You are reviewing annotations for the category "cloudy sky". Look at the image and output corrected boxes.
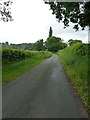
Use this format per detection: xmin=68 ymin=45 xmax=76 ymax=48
xmin=0 ymin=0 xmax=88 ymax=44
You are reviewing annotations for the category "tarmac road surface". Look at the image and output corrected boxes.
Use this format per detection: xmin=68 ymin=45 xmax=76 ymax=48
xmin=2 ymin=54 xmax=88 ymax=118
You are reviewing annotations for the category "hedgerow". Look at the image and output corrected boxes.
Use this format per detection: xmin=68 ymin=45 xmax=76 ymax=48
xmin=57 ymin=43 xmax=89 ymax=110
xmin=2 ymin=48 xmax=52 ymax=63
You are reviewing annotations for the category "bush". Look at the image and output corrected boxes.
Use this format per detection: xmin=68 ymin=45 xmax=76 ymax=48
xmin=2 ymin=48 xmax=52 ymax=64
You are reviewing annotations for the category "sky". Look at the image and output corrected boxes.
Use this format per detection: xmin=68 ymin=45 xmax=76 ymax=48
xmin=0 ymin=0 xmax=89 ymax=44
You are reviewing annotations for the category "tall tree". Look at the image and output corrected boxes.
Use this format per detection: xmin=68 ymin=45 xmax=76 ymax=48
xmin=34 ymin=39 xmax=45 ymax=51
xmin=45 ymin=36 xmax=67 ymax=52
xmin=44 ymin=1 xmax=90 ymax=31
xmin=49 ymin=26 xmax=53 ymax=37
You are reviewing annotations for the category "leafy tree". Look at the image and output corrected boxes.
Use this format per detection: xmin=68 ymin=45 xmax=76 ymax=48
xmin=47 ymin=42 xmax=67 ymax=52
xmin=45 ymin=36 xmax=67 ymax=52
xmin=34 ymin=39 xmax=45 ymax=51
xmin=49 ymin=26 xmax=53 ymax=37
xmin=68 ymin=39 xmax=82 ymax=46
xmin=46 ymin=36 xmax=62 ymax=47
xmin=44 ymin=1 xmax=90 ymax=30
xmin=0 ymin=0 xmax=13 ymax=22
xmin=5 ymin=41 xmax=9 ymax=45
xmin=2 ymin=41 xmax=9 ymax=48
xmin=48 ymin=43 xmax=61 ymax=52
xmin=61 ymin=43 xmax=68 ymax=49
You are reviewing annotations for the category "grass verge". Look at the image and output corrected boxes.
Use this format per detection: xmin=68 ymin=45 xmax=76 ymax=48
xmin=57 ymin=43 xmax=89 ymax=111
xmin=2 ymin=51 xmax=52 ymax=85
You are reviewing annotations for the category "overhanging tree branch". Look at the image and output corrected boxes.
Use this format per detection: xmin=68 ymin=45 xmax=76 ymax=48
xmin=44 ymin=1 xmax=90 ymax=30
xmin=0 ymin=0 xmax=13 ymax=22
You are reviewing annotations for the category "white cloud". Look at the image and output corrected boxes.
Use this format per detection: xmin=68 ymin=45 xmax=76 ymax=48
xmin=0 ymin=0 xmax=88 ymax=44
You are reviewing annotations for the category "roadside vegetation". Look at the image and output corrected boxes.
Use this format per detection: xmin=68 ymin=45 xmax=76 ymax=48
xmin=1 ymin=27 xmax=67 ymax=53
xmin=2 ymin=48 xmax=52 ymax=84
xmin=57 ymin=43 xmax=89 ymax=110
xmin=1 ymin=0 xmax=89 ymax=113
xmin=1 ymin=25 xmax=89 ymax=111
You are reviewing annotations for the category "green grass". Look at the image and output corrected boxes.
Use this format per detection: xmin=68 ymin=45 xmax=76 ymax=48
xmin=2 ymin=51 xmax=52 ymax=84
xmin=57 ymin=43 xmax=89 ymax=110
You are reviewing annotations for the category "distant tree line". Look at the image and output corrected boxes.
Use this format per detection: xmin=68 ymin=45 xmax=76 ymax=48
xmin=1 ymin=38 xmax=82 ymax=52
xmin=0 ymin=26 xmax=83 ymax=52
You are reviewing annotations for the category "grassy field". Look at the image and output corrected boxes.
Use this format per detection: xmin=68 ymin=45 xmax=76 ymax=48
xmin=2 ymin=48 xmax=52 ymax=84
xmin=57 ymin=43 xmax=89 ymax=110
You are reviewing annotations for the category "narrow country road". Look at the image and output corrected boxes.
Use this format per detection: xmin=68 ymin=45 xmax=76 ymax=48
xmin=2 ymin=54 xmax=88 ymax=118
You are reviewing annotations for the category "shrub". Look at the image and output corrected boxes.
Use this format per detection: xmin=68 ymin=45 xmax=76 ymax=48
xmin=2 ymin=48 xmax=52 ymax=64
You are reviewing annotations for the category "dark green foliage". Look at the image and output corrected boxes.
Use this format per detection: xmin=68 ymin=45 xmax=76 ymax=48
xmin=73 ymin=43 xmax=89 ymax=56
xmin=1 ymin=42 xmax=9 ymax=48
xmin=44 ymin=2 xmax=90 ymax=30
xmin=68 ymin=39 xmax=82 ymax=46
xmin=2 ymin=41 xmax=45 ymax=51
xmin=45 ymin=36 xmax=67 ymax=52
xmin=5 ymin=41 xmax=9 ymax=45
xmin=47 ymin=43 xmax=67 ymax=52
xmin=48 ymin=43 xmax=61 ymax=52
xmin=34 ymin=39 xmax=45 ymax=51
xmin=2 ymin=47 xmax=52 ymax=64
xmin=46 ymin=36 xmax=61 ymax=46
xmin=2 ymin=48 xmax=33 ymax=63
xmin=49 ymin=26 xmax=53 ymax=37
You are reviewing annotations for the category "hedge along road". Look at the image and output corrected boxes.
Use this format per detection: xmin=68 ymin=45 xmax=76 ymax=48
xmin=2 ymin=54 xmax=88 ymax=118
